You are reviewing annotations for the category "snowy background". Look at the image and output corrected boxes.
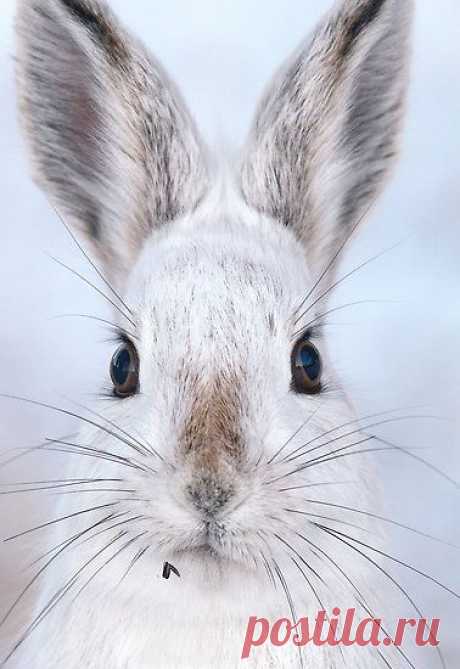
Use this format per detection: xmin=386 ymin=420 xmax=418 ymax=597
xmin=0 ymin=0 xmax=459 ymax=665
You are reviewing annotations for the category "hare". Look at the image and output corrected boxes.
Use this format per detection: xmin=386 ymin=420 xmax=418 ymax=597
xmin=5 ymin=0 xmax=417 ymax=667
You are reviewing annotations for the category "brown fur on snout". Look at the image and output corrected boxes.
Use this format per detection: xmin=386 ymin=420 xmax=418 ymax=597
xmin=179 ymin=372 xmax=245 ymax=473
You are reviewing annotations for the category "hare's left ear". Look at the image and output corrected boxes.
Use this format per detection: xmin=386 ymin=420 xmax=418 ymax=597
xmin=16 ymin=0 xmax=208 ymax=285
xmin=241 ymin=0 xmax=413 ymax=274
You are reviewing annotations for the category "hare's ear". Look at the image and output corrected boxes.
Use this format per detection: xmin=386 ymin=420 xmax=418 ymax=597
xmin=16 ymin=0 xmax=208 ymax=283
xmin=241 ymin=0 xmax=413 ymax=274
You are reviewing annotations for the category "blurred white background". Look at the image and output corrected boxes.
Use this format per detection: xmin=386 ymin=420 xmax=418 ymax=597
xmin=0 ymin=0 xmax=459 ymax=665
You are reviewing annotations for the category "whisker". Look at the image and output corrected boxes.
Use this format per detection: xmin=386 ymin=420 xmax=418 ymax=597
xmin=272 ymin=558 xmax=304 ymax=669
xmin=316 ymin=524 xmax=447 ymax=669
xmin=273 ymin=533 xmax=324 ymax=584
xmin=284 ymin=509 xmax=374 ymax=535
xmin=315 ymin=524 xmax=460 ymax=600
xmin=373 ymin=435 xmax=460 ymax=490
xmin=267 ymin=402 xmax=323 ymax=465
xmin=0 ymin=479 xmax=125 ymax=495
xmin=49 ymin=255 xmax=136 ymax=329
xmin=52 ymin=205 xmax=134 ymax=318
xmin=117 ymin=545 xmax=151 ymax=587
xmin=296 ymin=499 xmax=460 ymax=549
xmin=266 ymin=437 xmax=379 ymax=485
xmin=4 ymin=502 xmax=117 ymax=543
xmin=279 ymin=482 xmax=355 ymax=492
xmin=0 ymin=394 xmax=155 ymax=464
xmin=295 ymin=239 xmax=403 ymax=326
xmin=258 ymin=547 xmax=277 ymax=590
xmin=0 ymin=477 xmax=121 ymax=488
xmin=53 ymin=314 xmax=137 ymax=341
xmin=53 ymin=488 xmax=136 ymax=496
xmin=2 ymin=533 xmax=127 ymax=665
xmin=293 ymin=299 xmax=393 ymax=339
xmin=68 ymin=397 xmax=167 ymax=465
xmin=0 ymin=434 xmax=76 ymax=471
xmin=43 ymin=439 xmax=151 ymax=474
xmin=28 ymin=512 xmax=132 ymax=567
xmin=293 ymin=200 xmax=377 ymax=320
xmin=280 ymin=405 xmax=425 ymax=463
xmin=71 ymin=531 xmax=148 ymax=604
xmin=293 ymin=530 xmax=417 ymax=669
xmin=284 ymin=414 xmax=440 ymax=465
xmin=0 ymin=511 xmax=116 ymax=628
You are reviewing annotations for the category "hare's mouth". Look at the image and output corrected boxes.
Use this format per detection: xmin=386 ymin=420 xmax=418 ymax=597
xmin=176 ymin=520 xmax=228 ymax=559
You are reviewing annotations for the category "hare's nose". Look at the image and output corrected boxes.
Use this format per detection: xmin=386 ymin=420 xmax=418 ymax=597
xmin=187 ymin=476 xmax=234 ymax=516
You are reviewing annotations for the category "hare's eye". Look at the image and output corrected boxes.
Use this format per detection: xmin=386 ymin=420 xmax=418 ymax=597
xmin=110 ymin=341 xmax=139 ymax=398
xmin=291 ymin=336 xmax=322 ymax=395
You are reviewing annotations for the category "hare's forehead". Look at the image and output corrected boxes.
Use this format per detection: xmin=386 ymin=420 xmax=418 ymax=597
xmin=129 ymin=233 xmax=308 ymax=326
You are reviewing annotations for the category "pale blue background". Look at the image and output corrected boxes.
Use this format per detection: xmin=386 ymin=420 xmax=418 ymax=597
xmin=1 ymin=0 xmax=459 ymax=664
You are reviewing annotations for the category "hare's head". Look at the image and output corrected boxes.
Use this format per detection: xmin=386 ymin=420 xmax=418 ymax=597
xmin=16 ymin=0 xmax=412 ymax=585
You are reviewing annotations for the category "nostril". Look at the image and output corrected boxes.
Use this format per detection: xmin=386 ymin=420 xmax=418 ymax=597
xmin=187 ymin=477 xmax=234 ymax=516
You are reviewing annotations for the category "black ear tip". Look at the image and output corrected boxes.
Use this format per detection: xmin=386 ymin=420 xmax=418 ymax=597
xmin=56 ymin=0 xmax=128 ymax=62
xmin=342 ymin=0 xmax=387 ymax=57
xmin=59 ymin=0 xmax=104 ymax=30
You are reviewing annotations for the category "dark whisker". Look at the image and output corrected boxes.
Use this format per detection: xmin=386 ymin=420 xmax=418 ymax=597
xmin=266 ymin=437 xmax=378 ymax=485
xmin=316 ymin=524 xmax=447 ymax=669
xmin=267 ymin=402 xmax=324 ymax=465
xmin=28 ymin=512 xmax=132 ymax=567
xmin=44 ymin=439 xmax=152 ymax=474
xmin=71 ymin=531 xmax=148 ymax=604
xmin=293 ymin=200 xmax=376 ymax=321
xmin=284 ymin=509 xmax=374 ymax=535
xmin=117 ymin=545 xmax=151 ymax=587
xmin=0 ymin=477 xmax=121 ymax=487
xmin=54 ymin=488 xmax=136 ymax=496
xmin=52 ymin=205 xmax=134 ymax=318
xmin=296 ymin=499 xmax=460 ymax=549
xmin=284 ymin=414 xmax=439 ymax=465
xmin=316 ymin=523 xmax=460 ymax=600
xmin=0 ymin=434 xmax=77 ymax=471
xmin=279 ymin=482 xmax=354 ymax=492
xmin=272 ymin=559 xmax=304 ymax=669
xmin=293 ymin=530 xmax=417 ymax=669
xmin=49 ymin=255 xmax=136 ymax=329
xmin=295 ymin=239 xmax=403 ymax=326
xmin=2 ymin=533 xmax=127 ymax=665
xmin=293 ymin=299 xmax=393 ymax=339
xmin=280 ymin=405 xmax=423 ymax=463
xmin=69 ymin=397 xmax=167 ymax=465
xmin=0 ymin=394 xmax=156 ymax=464
xmin=53 ymin=314 xmax=137 ymax=341
xmin=4 ymin=502 xmax=117 ymax=543
xmin=0 ymin=479 xmax=125 ymax=495
xmin=373 ymin=435 xmax=460 ymax=490
xmin=258 ymin=547 xmax=277 ymax=590
xmin=0 ymin=511 xmax=116 ymax=628
xmin=273 ymin=533 xmax=324 ymax=584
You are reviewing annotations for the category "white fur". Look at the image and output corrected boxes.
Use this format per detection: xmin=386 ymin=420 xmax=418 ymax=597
xmin=8 ymin=0 xmax=416 ymax=667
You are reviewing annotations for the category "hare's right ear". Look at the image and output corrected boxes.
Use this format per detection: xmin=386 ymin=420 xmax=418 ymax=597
xmin=16 ymin=0 xmax=208 ymax=284
xmin=241 ymin=0 xmax=413 ymax=277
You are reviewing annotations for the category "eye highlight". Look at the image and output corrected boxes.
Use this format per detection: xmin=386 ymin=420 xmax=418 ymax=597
xmin=110 ymin=340 xmax=139 ymax=398
xmin=291 ymin=335 xmax=322 ymax=395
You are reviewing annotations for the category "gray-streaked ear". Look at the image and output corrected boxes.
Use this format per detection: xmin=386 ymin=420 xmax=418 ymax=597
xmin=16 ymin=0 xmax=208 ymax=283
xmin=240 ymin=0 xmax=413 ymax=274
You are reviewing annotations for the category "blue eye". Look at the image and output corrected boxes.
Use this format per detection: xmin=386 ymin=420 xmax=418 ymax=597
xmin=291 ymin=337 xmax=322 ymax=394
xmin=110 ymin=342 xmax=139 ymax=397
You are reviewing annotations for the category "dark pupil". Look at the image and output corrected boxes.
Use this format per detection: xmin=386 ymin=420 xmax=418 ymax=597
xmin=112 ymin=348 xmax=132 ymax=386
xmin=299 ymin=345 xmax=320 ymax=380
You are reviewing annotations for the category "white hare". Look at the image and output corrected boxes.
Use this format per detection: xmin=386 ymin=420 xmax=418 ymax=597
xmin=5 ymin=0 xmax=419 ymax=667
